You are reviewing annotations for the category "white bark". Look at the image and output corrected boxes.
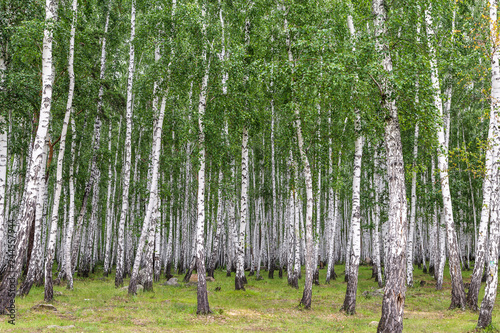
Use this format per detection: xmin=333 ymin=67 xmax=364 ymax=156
xmin=342 ymin=13 xmax=364 ymax=314
xmin=342 ymin=109 xmax=364 ymax=314
xmin=235 ymin=127 xmax=249 ymax=289
xmin=116 ymin=0 xmax=136 ymax=287
xmin=0 ymin=111 xmax=6 ymax=262
xmin=373 ymin=0 xmax=409 ymax=330
xmin=45 ymin=23 xmax=75 ymax=293
xmin=195 ymin=5 xmax=210 ymax=312
xmin=128 ymin=57 xmax=166 ymax=294
xmin=477 ymin=1 xmax=500 ymax=325
xmin=468 ymin=3 xmax=499 ymax=311
xmin=294 ymin=108 xmax=314 ymax=308
xmin=425 ymin=7 xmax=465 ymax=309
xmin=0 ymin=0 xmax=56 ymax=310
xmin=406 ymin=122 xmax=419 ymax=286
xmin=325 ymin=119 xmax=336 ymax=283
xmin=373 ymin=148 xmax=383 ymax=287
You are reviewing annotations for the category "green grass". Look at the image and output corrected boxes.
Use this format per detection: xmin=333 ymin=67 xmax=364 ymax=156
xmin=1 ymin=264 xmax=498 ymax=332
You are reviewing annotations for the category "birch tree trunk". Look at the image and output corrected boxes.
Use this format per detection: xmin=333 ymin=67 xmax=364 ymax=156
xmin=208 ymin=0 xmax=226 ymax=279
xmin=373 ymin=148 xmax=384 ymax=287
xmin=425 ymin=7 xmax=466 ymax=310
xmin=18 ymin=135 xmax=48 ymax=296
xmin=195 ymin=4 xmax=210 ymax=313
xmin=325 ymin=122 xmax=337 ymax=283
xmin=235 ymin=127 xmax=249 ymax=290
xmin=269 ymin=103 xmax=277 ymax=279
xmin=342 ymin=13 xmax=364 ymax=315
xmin=0 ymin=0 xmax=56 ymax=312
xmin=128 ymin=37 xmax=167 ymax=294
xmin=477 ymin=1 xmax=500 ymax=325
xmin=115 ymin=0 xmax=136 ymax=288
xmin=406 ymin=122 xmax=419 ymax=286
xmin=295 ymin=110 xmax=314 ymax=309
xmin=0 ymin=54 xmax=4 ymax=252
xmin=103 ymin=120 xmax=115 ymax=276
xmin=0 ymin=118 xmax=6 ymax=270
xmin=373 ymin=0 xmax=409 ymax=331
xmin=467 ymin=4 xmax=499 ymax=312
xmin=44 ymin=0 xmax=77 ymax=301
xmin=208 ymin=170 xmax=224 ymax=278
xmin=64 ymin=118 xmax=78 ymax=289
xmin=287 ymin=153 xmax=296 ymax=286
xmin=341 ymin=109 xmax=363 ymax=314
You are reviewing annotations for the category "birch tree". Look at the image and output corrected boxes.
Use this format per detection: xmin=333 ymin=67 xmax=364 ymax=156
xmin=425 ymin=6 xmax=466 ymax=310
xmin=373 ymin=0 xmax=409 ymax=331
xmin=115 ymin=0 xmax=136 ymax=288
xmin=194 ymin=1 xmax=211 ymax=314
xmin=0 ymin=0 xmax=56 ymax=311
xmin=477 ymin=0 xmax=500 ymax=327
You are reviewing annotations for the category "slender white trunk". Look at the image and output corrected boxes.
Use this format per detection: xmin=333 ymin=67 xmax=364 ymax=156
xmin=63 ymin=118 xmax=78 ymax=289
xmin=195 ymin=6 xmax=210 ymax=312
xmin=115 ymin=0 xmax=136 ymax=287
xmin=425 ymin=7 xmax=465 ymax=309
xmin=406 ymin=122 xmax=419 ymax=286
xmin=0 ymin=110 xmax=6 ymax=263
xmin=325 ymin=124 xmax=336 ymax=283
xmin=342 ymin=109 xmax=364 ymax=314
xmin=373 ymin=148 xmax=384 ymax=287
xmin=287 ymin=154 xmax=296 ymax=286
xmin=468 ymin=5 xmax=499 ymax=312
xmin=103 ymin=121 xmax=114 ymax=276
xmin=45 ymin=37 xmax=75 ymax=294
xmin=477 ymin=1 xmax=500 ymax=325
xmin=208 ymin=170 xmax=224 ymax=277
xmin=128 ymin=63 xmax=166 ymax=294
xmin=269 ymin=102 xmax=277 ymax=278
xmin=294 ymin=109 xmax=314 ymax=309
xmin=235 ymin=127 xmax=249 ymax=290
xmin=293 ymin=158 xmax=301 ymax=287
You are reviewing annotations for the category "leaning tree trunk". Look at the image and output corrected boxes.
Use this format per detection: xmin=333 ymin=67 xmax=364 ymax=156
xmin=477 ymin=2 xmax=500 ymax=326
xmin=425 ymin=7 xmax=466 ymax=310
xmin=0 ymin=0 xmax=56 ymax=312
xmin=373 ymin=0 xmax=409 ymax=332
xmin=208 ymin=0 xmax=226 ymax=279
xmin=467 ymin=4 xmax=499 ymax=312
xmin=128 ymin=39 xmax=166 ymax=295
xmin=477 ymin=166 xmax=500 ymax=328
xmin=115 ymin=0 xmax=136 ymax=288
xmin=18 ymin=136 xmax=48 ymax=296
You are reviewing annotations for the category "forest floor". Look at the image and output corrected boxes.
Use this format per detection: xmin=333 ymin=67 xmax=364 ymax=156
xmin=1 ymin=263 xmax=498 ymax=332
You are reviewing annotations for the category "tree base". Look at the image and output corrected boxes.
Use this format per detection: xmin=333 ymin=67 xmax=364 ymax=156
xmin=313 ymin=269 xmax=320 ymax=286
xmin=235 ymin=276 xmax=246 ymax=290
